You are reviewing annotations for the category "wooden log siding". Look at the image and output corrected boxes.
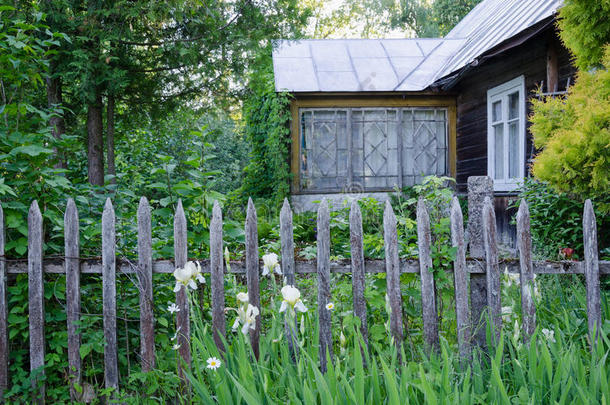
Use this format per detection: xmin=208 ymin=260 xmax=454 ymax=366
xmin=0 ymin=176 xmax=608 ymax=393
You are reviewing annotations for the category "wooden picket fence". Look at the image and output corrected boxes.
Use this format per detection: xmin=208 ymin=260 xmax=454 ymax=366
xmin=0 ymin=176 xmax=607 ymax=402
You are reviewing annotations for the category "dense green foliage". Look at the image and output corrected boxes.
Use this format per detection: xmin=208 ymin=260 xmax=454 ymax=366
xmin=529 ymin=46 xmax=610 ymax=212
xmin=515 ymin=179 xmax=610 ymax=260
xmin=557 ymin=0 xmax=610 ymax=71
xmin=239 ymin=86 xmax=292 ymax=210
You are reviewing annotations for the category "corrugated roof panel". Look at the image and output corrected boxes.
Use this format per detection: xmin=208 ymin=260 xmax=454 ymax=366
xmin=272 ymin=0 xmax=563 ymax=92
xmin=435 ymin=0 xmax=562 ymax=80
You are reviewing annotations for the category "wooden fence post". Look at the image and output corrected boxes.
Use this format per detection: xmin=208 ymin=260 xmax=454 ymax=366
xmin=417 ymin=197 xmax=439 ymax=351
xmin=583 ymin=199 xmax=601 ymax=344
xmin=317 ymin=199 xmax=332 ymax=373
xmin=383 ymin=201 xmax=403 ymax=349
xmin=280 ymin=199 xmax=295 ymax=286
xmin=245 ymin=198 xmax=261 ymax=359
xmin=65 ymin=199 xmax=81 ymax=400
xmin=210 ymin=201 xmax=226 ymax=351
xmin=137 ymin=197 xmax=155 ymax=371
xmin=0 ymin=204 xmax=7 ymax=397
xmin=28 ymin=201 xmax=45 ymax=403
xmin=174 ymin=200 xmax=191 ymax=378
xmin=102 ymin=199 xmax=118 ymax=394
xmin=483 ymin=196 xmax=501 ymax=343
xmin=450 ymin=197 xmax=470 ymax=360
xmin=280 ymin=199 xmax=298 ymax=357
xmin=516 ymin=200 xmax=536 ymax=341
xmin=349 ymin=200 xmax=368 ymax=345
xmin=467 ymin=176 xmax=493 ymax=348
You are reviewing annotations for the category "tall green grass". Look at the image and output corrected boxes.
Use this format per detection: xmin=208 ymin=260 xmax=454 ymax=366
xmin=182 ymin=288 xmax=610 ymax=404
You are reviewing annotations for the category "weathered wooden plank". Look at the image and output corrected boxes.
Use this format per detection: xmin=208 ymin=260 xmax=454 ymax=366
xmin=28 ymin=201 xmax=45 ymax=403
xmin=102 ymin=198 xmax=119 ymax=394
xmin=174 ymin=200 xmax=191 ymax=375
xmin=65 ymin=199 xmax=81 ymax=401
xmin=0 ymin=204 xmax=7 ymax=396
xmin=417 ymin=197 xmax=439 ymax=351
xmin=5 ymin=257 xmax=610 ymax=276
xmin=317 ymin=199 xmax=333 ymax=373
xmin=280 ymin=199 xmax=295 ymax=286
xmin=467 ymin=176 xmax=493 ymax=349
xmin=349 ymin=199 xmax=368 ymax=345
xmin=516 ymin=200 xmax=536 ymax=341
xmin=245 ymin=198 xmax=261 ymax=359
xmin=137 ymin=197 xmax=155 ymax=371
xmin=210 ymin=201 xmax=226 ymax=351
xmin=383 ymin=201 xmax=403 ymax=347
xmin=450 ymin=197 xmax=470 ymax=360
xmin=583 ymin=199 xmax=601 ymax=344
xmin=280 ymin=198 xmax=298 ymax=357
xmin=483 ymin=196 xmax=501 ymax=343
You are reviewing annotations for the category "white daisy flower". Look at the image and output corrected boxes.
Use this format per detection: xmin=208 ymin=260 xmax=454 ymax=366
xmin=207 ymin=357 xmax=221 ymax=370
xmin=167 ymin=303 xmax=180 ymax=314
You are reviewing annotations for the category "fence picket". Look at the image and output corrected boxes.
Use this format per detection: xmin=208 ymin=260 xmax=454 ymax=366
xmin=65 ymin=199 xmax=81 ymax=400
xmin=280 ymin=199 xmax=295 ymax=286
xmin=384 ymin=201 xmax=403 ymax=348
xmin=174 ymin=199 xmax=191 ymax=378
xmin=349 ymin=200 xmax=368 ymax=345
xmin=417 ymin=197 xmax=439 ymax=351
xmin=583 ymin=199 xmax=601 ymax=344
xmin=102 ymin=199 xmax=119 ymax=393
xmin=317 ymin=199 xmax=333 ymax=373
xmin=483 ymin=196 xmax=501 ymax=342
xmin=28 ymin=201 xmax=45 ymax=403
xmin=450 ymin=197 xmax=470 ymax=360
xmin=467 ymin=176 xmax=493 ymax=349
xmin=0 ymin=204 xmax=7 ymax=396
xmin=210 ymin=201 xmax=226 ymax=351
xmin=280 ymin=199 xmax=298 ymax=357
xmin=137 ymin=197 xmax=155 ymax=371
xmin=516 ymin=200 xmax=536 ymax=341
xmin=245 ymin=198 xmax=261 ymax=359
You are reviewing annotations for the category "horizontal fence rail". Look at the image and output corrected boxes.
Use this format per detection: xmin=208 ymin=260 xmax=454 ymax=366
xmin=4 ymin=258 xmax=610 ymax=275
xmin=0 ymin=176 xmax=605 ymax=402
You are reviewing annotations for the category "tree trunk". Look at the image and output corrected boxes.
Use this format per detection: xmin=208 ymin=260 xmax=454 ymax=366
xmin=106 ymin=94 xmax=116 ymax=184
xmin=87 ymin=92 xmax=104 ymax=186
xmin=47 ymin=65 xmax=66 ymax=169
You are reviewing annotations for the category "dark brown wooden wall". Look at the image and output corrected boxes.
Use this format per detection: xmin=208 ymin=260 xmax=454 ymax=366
xmin=453 ymin=26 xmax=575 ymax=193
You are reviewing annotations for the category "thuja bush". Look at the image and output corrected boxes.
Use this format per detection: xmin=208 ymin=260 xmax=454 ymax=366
xmin=529 ymin=45 xmax=610 ymax=212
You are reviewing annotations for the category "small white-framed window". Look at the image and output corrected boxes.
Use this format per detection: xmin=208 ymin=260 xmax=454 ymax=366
xmin=487 ymin=76 xmax=526 ymax=192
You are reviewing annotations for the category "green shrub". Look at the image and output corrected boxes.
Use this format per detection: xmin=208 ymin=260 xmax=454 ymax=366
xmin=515 ymin=179 xmax=610 ymax=260
xmin=529 ymin=46 xmax=610 ymax=212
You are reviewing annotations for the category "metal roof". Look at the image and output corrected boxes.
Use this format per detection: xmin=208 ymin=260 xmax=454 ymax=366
xmin=273 ymin=0 xmax=563 ymax=93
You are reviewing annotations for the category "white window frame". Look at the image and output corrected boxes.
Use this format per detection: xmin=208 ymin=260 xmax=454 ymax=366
xmin=487 ymin=75 xmax=526 ymax=192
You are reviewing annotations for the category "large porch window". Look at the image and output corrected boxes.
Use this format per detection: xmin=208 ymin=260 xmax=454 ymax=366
xmin=299 ymin=107 xmax=448 ymax=192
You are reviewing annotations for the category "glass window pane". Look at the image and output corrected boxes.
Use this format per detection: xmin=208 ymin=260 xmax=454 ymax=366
xmin=494 ymin=124 xmax=504 ymax=180
xmin=508 ymin=92 xmax=519 ymax=120
xmin=508 ymin=122 xmax=519 ymax=178
xmin=492 ymin=101 xmax=502 ymax=122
